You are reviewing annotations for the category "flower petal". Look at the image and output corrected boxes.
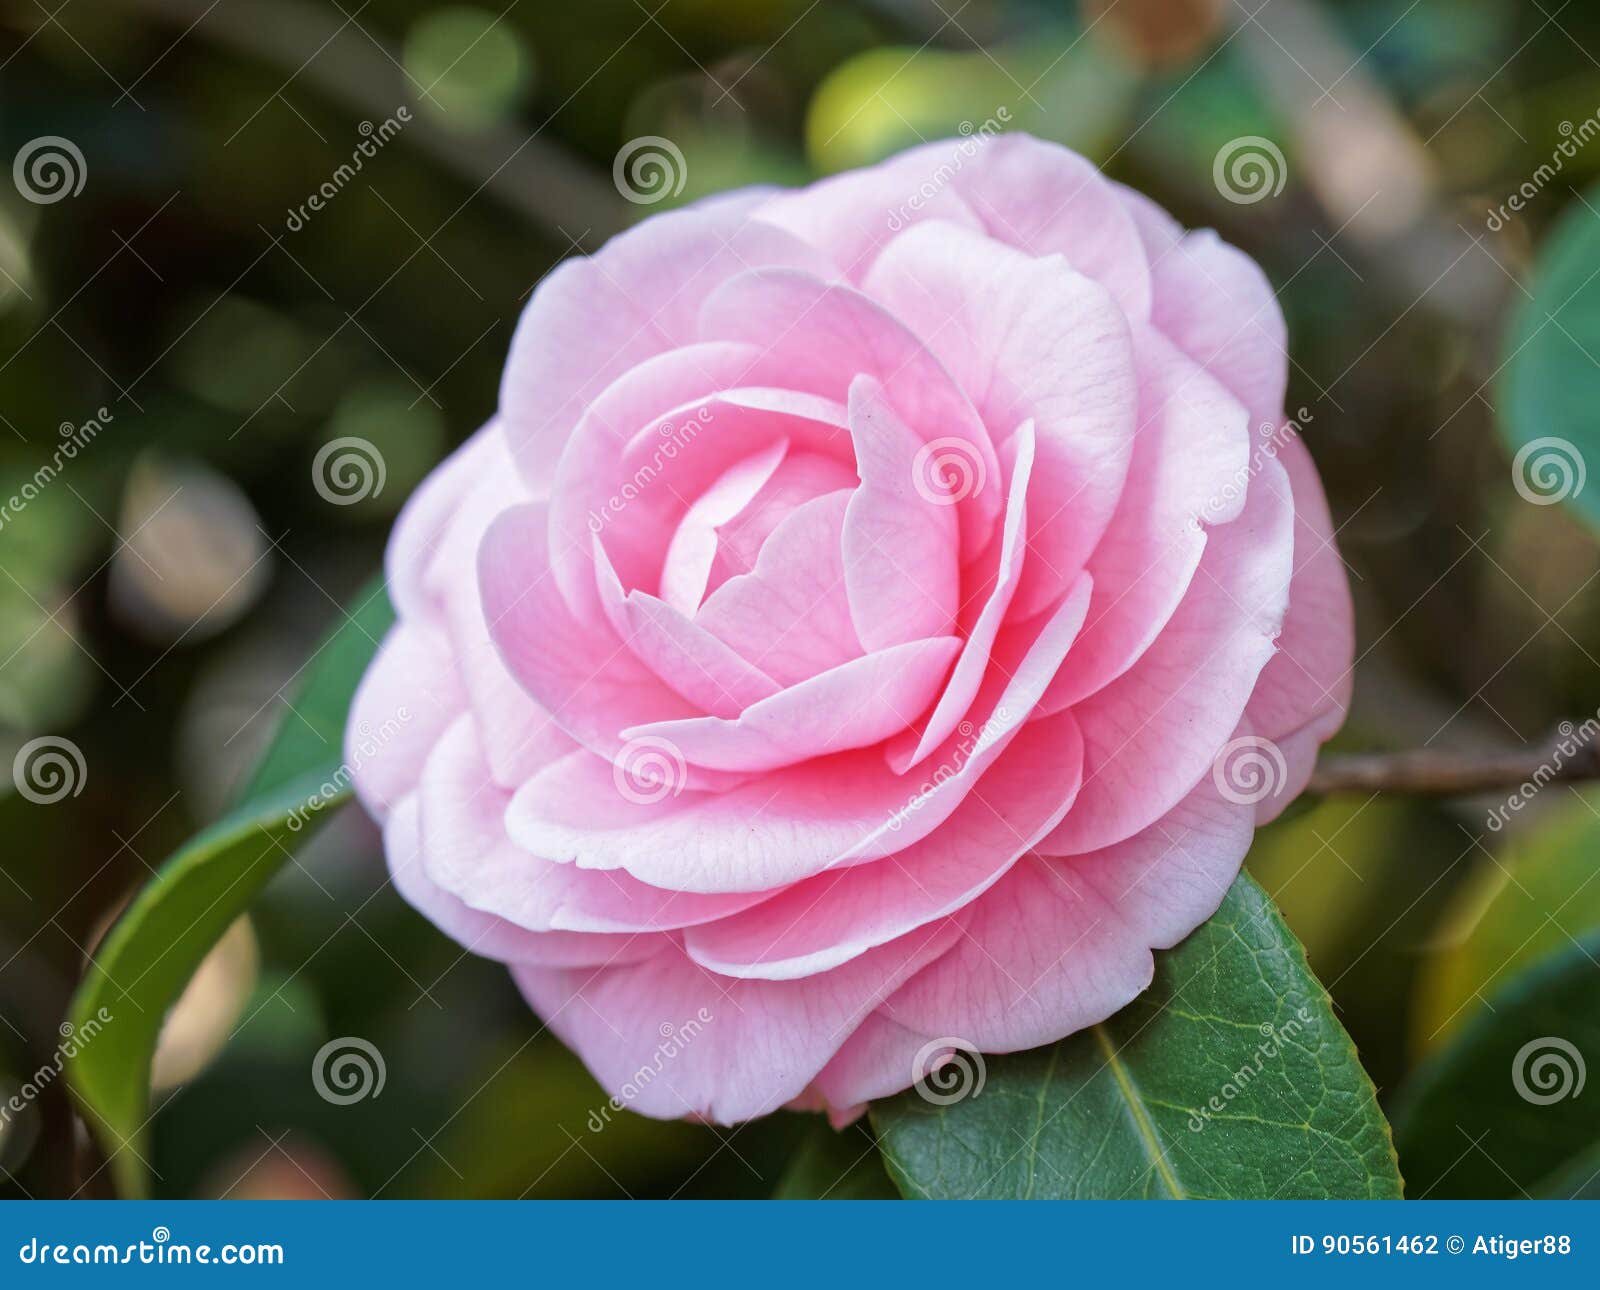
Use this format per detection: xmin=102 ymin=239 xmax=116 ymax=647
xmin=864 ymin=220 xmax=1138 ymax=617
xmin=1040 ymin=458 xmax=1295 ymax=855
xmin=511 ymin=917 xmax=963 ymax=1124
xmin=623 ymin=636 xmax=960 ymax=775
xmin=683 ymin=709 xmax=1083 ymax=979
xmin=842 ymin=374 xmax=960 ymax=652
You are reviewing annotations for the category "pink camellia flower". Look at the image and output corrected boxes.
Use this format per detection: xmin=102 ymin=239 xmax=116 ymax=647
xmin=348 ymin=134 xmax=1352 ymax=1126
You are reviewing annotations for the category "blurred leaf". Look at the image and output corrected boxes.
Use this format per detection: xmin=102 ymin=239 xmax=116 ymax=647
xmin=1393 ymin=931 xmax=1600 ymax=1198
xmin=871 ymin=874 xmax=1402 ymax=1199
xmin=404 ymin=6 xmax=533 ymax=129
xmin=1413 ymin=794 xmax=1600 ymax=1055
xmin=1501 ymin=183 xmax=1600 ymax=531
xmin=65 ymin=579 xmax=392 ymax=1197
xmin=805 ymin=37 xmax=1137 ymax=175
xmin=772 ymin=1119 xmax=898 ymax=1199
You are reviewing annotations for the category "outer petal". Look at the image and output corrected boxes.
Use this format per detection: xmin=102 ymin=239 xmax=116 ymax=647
xmin=345 ymin=622 xmax=466 ymax=820
xmin=512 ymin=918 xmax=964 ymax=1124
xmin=945 ymin=133 xmax=1152 ymax=319
xmin=386 ymin=423 xmax=509 ymax=622
xmin=1242 ymin=438 xmax=1354 ymax=821
xmin=418 ymin=716 xmax=766 ymax=934
xmin=421 ymin=428 xmax=555 ymax=787
xmin=386 ymin=797 xmax=667 ymax=967
xmin=754 ymin=139 xmax=986 ymax=280
xmin=1120 ymin=184 xmax=1288 ymax=431
xmin=1038 ymin=326 xmax=1251 ymax=713
xmin=880 ymin=773 xmax=1254 ymax=1052
xmin=1042 ymin=456 xmax=1295 ymax=855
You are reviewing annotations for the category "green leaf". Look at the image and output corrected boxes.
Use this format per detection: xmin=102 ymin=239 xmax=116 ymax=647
xmin=65 ymin=580 xmax=393 ymax=1198
xmin=772 ymin=1119 xmax=899 ymax=1199
xmin=1501 ymin=186 xmax=1600 ymax=530
xmin=1393 ymin=932 xmax=1600 ymax=1199
xmin=1412 ymin=793 xmax=1600 ymax=1055
xmin=871 ymin=873 xmax=1403 ymax=1199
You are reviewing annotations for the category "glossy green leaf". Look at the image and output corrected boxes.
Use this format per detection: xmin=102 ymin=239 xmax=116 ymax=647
xmin=1393 ymin=931 xmax=1600 ymax=1199
xmin=1412 ymin=793 xmax=1600 ymax=1055
xmin=871 ymin=873 xmax=1403 ymax=1199
xmin=1501 ymin=184 xmax=1600 ymax=531
xmin=772 ymin=1119 xmax=899 ymax=1200
xmin=65 ymin=581 xmax=393 ymax=1198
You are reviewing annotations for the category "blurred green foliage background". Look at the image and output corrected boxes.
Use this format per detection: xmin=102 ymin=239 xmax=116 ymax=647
xmin=3 ymin=0 xmax=1600 ymax=1198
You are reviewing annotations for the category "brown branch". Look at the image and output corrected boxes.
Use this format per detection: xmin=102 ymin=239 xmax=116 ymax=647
xmin=108 ymin=0 xmax=632 ymax=244
xmin=1309 ymin=725 xmax=1600 ymax=797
